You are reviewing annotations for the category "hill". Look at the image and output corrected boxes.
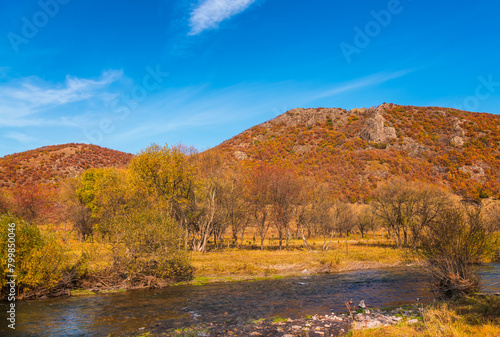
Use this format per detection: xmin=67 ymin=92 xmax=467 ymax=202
xmin=216 ymin=103 xmax=500 ymax=201
xmin=0 ymin=143 xmax=133 ymax=188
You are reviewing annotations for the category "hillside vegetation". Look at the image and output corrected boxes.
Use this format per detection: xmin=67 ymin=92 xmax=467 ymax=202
xmin=0 ymin=105 xmax=499 ymax=303
xmin=217 ymin=103 xmax=500 ymax=200
xmin=0 ymin=143 xmax=133 ymax=188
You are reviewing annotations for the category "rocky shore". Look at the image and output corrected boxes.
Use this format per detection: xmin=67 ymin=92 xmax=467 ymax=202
xmin=169 ymin=304 xmax=423 ymax=336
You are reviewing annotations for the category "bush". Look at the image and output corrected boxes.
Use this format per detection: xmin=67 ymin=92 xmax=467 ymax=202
xmin=419 ymin=205 xmax=493 ymax=298
xmin=99 ymin=207 xmax=193 ymax=286
xmin=0 ymin=215 xmax=71 ymax=298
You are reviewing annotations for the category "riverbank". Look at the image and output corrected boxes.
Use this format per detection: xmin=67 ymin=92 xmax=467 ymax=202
xmin=68 ymin=238 xmax=414 ymax=296
xmin=186 ymin=238 xmax=413 ymax=285
xmin=164 ymin=295 xmax=500 ymax=337
xmin=0 ymin=237 xmax=415 ymax=300
xmin=7 ymin=265 xmax=499 ymax=336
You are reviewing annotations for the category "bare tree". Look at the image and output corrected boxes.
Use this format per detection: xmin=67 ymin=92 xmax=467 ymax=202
xmin=221 ymin=169 xmax=250 ymax=248
xmin=334 ymin=202 xmax=357 ymax=237
xmin=419 ymin=203 xmax=492 ymax=298
xmin=247 ymin=165 xmax=272 ymax=250
xmin=297 ymin=182 xmax=333 ymax=251
xmin=357 ymin=205 xmax=372 ymax=238
xmin=372 ymin=179 xmax=451 ymax=248
xmin=268 ymin=167 xmax=301 ymax=250
xmin=411 ymin=184 xmax=452 ymax=248
xmin=372 ymin=179 xmax=418 ymax=247
xmin=189 ymin=150 xmax=225 ymax=252
xmin=318 ymin=200 xmax=356 ymax=251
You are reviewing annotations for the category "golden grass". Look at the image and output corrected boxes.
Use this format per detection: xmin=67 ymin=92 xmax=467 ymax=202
xmin=350 ymin=296 xmax=500 ymax=337
xmin=57 ymin=227 xmax=413 ymax=285
xmin=189 ymin=236 xmax=411 ymax=283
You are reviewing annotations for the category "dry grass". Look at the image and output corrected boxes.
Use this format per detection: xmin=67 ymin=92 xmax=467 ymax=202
xmin=189 ymin=235 xmax=411 ymax=283
xmin=350 ymin=296 xmax=500 ymax=337
xmin=57 ymin=227 xmax=413 ymax=285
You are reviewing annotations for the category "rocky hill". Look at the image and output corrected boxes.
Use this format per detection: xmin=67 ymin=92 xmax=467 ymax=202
xmin=216 ymin=103 xmax=500 ymax=201
xmin=0 ymin=143 xmax=133 ymax=188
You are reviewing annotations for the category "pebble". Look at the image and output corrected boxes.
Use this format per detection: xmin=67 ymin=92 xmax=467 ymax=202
xmin=168 ymin=304 xmax=424 ymax=336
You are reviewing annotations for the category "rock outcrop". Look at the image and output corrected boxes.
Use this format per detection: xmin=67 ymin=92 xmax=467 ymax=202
xmin=361 ymin=108 xmax=397 ymax=143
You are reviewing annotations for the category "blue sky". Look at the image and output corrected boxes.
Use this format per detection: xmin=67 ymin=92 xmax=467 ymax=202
xmin=0 ymin=0 xmax=499 ymax=156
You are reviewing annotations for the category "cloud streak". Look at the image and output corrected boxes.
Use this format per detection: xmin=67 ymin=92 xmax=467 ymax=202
xmin=4 ymin=131 xmax=37 ymax=143
xmin=1 ymin=70 xmax=122 ymax=108
xmin=311 ymin=69 xmax=416 ymax=101
xmin=188 ymin=0 xmax=256 ymax=35
xmin=0 ymin=70 xmax=123 ymax=127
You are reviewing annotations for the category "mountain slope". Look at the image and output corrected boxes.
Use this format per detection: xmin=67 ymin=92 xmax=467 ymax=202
xmin=0 ymin=143 xmax=133 ymax=188
xmin=216 ymin=103 xmax=500 ymax=200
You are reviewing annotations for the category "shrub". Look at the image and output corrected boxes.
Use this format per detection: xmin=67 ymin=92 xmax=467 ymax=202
xmin=418 ymin=205 xmax=493 ymax=298
xmin=0 ymin=215 xmax=71 ymax=298
xmin=99 ymin=206 xmax=193 ymax=285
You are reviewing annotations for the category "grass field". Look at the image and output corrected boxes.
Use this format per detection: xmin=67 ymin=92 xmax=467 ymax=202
xmin=188 ymin=234 xmax=414 ymax=284
xmin=50 ymin=227 xmax=500 ymax=335
xmin=61 ymin=229 xmax=413 ymax=285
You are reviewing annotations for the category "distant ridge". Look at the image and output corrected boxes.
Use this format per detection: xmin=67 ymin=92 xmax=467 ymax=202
xmin=0 ymin=143 xmax=133 ymax=188
xmin=4 ymin=104 xmax=500 ymax=200
xmin=215 ymin=103 xmax=500 ymax=200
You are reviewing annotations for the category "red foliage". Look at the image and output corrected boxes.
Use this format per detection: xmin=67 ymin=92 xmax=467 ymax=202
xmin=11 ymin=183 xmax=53 ymax=224
xmin=217 ymin=104 xmax=500 ymax=200
xmin=0 ymin=143 xmax=133 ymax=189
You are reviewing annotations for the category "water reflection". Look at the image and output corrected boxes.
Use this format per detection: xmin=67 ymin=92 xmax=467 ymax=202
xmin=2 ymin=264 xmax=499 ymax=337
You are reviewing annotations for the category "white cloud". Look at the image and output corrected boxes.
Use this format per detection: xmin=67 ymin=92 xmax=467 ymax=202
xmin=188 ymin=0 xmax=256 ymax=35
xmin=312 ymin=69 xmax=416 ymax=101
xmin=4 ymin=131 xmax=37 ymax=143
xmin=1 ymin=70 xmax=122 ymax=107
xmin=0 ymin=70 xmax=123 ymax=127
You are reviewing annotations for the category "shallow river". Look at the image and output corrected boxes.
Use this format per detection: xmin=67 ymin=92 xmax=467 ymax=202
xmin=2 ymin=264 xmax=499 ymax=336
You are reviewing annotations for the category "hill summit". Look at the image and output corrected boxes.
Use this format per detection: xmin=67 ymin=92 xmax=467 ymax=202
xmin=0 ymin=143 xmax=133 ymax=188
xmin=217 ymin=103 xmax=500 ymax=200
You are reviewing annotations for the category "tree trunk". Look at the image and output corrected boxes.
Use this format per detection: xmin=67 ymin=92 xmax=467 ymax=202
xmin=299 ymin=226 xmax=312 ymax=251
xmin=323 ymin=231 xmax=334 ymax=251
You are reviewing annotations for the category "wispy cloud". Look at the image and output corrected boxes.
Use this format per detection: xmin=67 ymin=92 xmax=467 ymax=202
xmin=1 ymin=70 xmax=122 ymax=107
xmin=0 ymin=70 xmax=123 ymax=127
xmin=188 ymin=0 xmax=256 ymax=35
xmin=311 ymin=69 xmax=416 ymax=101
xmin=4 ymin=131 xmax=37 ymax=143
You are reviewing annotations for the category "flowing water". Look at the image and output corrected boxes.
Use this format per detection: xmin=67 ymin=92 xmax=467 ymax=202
xmin=2 ymin=264 xmax=499 ymax=336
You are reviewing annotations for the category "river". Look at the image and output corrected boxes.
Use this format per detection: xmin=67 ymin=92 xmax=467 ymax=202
xmin=2 ymin=264 xmax=499 ymax=336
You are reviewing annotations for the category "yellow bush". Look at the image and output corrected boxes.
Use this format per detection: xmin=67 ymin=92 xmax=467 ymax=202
xmin=0 ymin=215 xmax=70 ymax=296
